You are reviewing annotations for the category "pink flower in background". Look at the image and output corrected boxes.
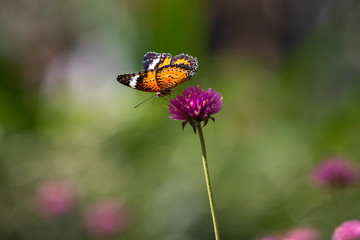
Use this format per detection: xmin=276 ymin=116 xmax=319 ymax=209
xmin=84 ymin=200 xmax=128 ymax=237
xmin=35 ymin=179 xmax=76 ymax=217
xmin=312 ymin=156 xmax=358 ymax=188
xmin=332 ymin=220 xmax=360 ymax=240
xmin=283 ymin=227 xmax=319 ymax=240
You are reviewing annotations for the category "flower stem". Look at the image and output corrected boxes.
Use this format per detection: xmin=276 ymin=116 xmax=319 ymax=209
xmin=330 ymin=187 xmax=342 ymax=222
xmin=197 ymin=124 xmax=220 ymax=240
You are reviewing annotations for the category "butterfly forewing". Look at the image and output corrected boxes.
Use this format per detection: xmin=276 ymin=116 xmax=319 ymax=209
xmin=117 ymin=70 xmax=161 ymax=92
xmin=143 ymin=52 xmax=172 ymax=71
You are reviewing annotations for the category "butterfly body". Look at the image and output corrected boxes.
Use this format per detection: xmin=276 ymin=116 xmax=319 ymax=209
xmin=117 ymin=52 xmax=198 ymax=97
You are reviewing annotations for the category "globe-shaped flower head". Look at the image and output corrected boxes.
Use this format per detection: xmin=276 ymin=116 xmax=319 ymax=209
xmin=168 ymin=86 xmax=223 ymax=132
xmin=332 ymin=220 xmax=360 ymax=240
xmin=83 ymin=200 xmax=129 ymax=237
xmin=312 ymin=156 xmax=359 ymax=188
xmin=35 ymin=179 xmax=76 ymax=218
xmin=283 ymin=227 xmax=320 ymax=240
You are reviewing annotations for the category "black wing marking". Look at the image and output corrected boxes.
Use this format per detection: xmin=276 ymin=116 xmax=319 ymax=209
xmin=143 ymin=52 xmax=172 ymax=70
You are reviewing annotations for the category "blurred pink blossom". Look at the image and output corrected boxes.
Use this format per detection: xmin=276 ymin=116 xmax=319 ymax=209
xmin=312 ymin=155 xmax=358 ymax=188
xmin=283 ymin=227 xmax=319 ymax=240
xmin=332 ymin=220 xmax=360 ymax=240
xmin=83 ymin=200 xmax=128 ymax=236
xmin=35 ymin=179 xmax=76 ymax=217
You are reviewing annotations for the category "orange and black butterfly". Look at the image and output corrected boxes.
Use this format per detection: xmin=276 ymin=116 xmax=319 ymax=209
xmin=117 ymin=52 xmax=198 ymax=97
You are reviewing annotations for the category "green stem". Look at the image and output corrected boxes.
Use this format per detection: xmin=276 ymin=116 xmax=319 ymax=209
xmin=197 ymin=124 xmax=220 ymax=240
xmin=330 ymin=187 xmax=341 ymax=222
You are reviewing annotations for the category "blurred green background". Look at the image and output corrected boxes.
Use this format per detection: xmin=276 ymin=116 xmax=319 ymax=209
xmin=1 ymin=0 xmax=360 ymax=239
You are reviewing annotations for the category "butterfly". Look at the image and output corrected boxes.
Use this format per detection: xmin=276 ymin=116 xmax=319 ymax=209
xmin=117 ymin=52 xmax=198 ymax=97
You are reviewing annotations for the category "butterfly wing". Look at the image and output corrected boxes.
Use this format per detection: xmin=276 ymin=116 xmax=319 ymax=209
xmin=171 ymin=53 xmax=198 ymax=69
xmin=155 ymin=63 xmax=197 ymax=90
xmin=117 ymin=70 xmax=161 ymax=92
xmin=143 ymin=52 xmax=172 ymax=70
xmin=118 ymin=52 xmax=198 ymax=94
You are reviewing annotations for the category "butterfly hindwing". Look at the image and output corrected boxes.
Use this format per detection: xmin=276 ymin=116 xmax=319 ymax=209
xmin=143 ymin=52 xmax=172 ymax=71
xmin=170 ymin=54 xmax=198 ymax=72
xmin=157 ymin=54 xmax=172 ymax=69
xmin=155 ymin=64 xmax=195 ymax=90
xmin=117 ymin=70 xmax=161 ymax=92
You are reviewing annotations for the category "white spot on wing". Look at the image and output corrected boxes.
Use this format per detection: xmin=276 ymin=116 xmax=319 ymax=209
xmin=129 ymin=75 xmax=139 ymax=88
xmin=148 ymin=57 xmax=161 ymax=70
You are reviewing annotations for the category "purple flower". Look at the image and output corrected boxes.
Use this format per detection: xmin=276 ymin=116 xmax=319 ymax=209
xmin=83 ymin=200 xmax=129 ymax=237
xmin=168 ymin=86 xmax=223 ymax=132
xmin=35 ymin=179 xmax=76 ymax=218
xmin=283 ymin=227 xmax=320 ymax=240
xmin=312 ymin=156 xmax=359 ymax=188
xmin=332 ymin=220 xmax=360 ymax=240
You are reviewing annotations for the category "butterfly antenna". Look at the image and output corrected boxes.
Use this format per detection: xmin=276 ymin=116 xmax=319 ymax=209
xmin=134 ymin=95 xmax=156 ymax=108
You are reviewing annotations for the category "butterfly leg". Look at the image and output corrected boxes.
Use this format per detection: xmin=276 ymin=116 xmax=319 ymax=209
xmin=157 ymin=97 xmax=170 ymax=108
